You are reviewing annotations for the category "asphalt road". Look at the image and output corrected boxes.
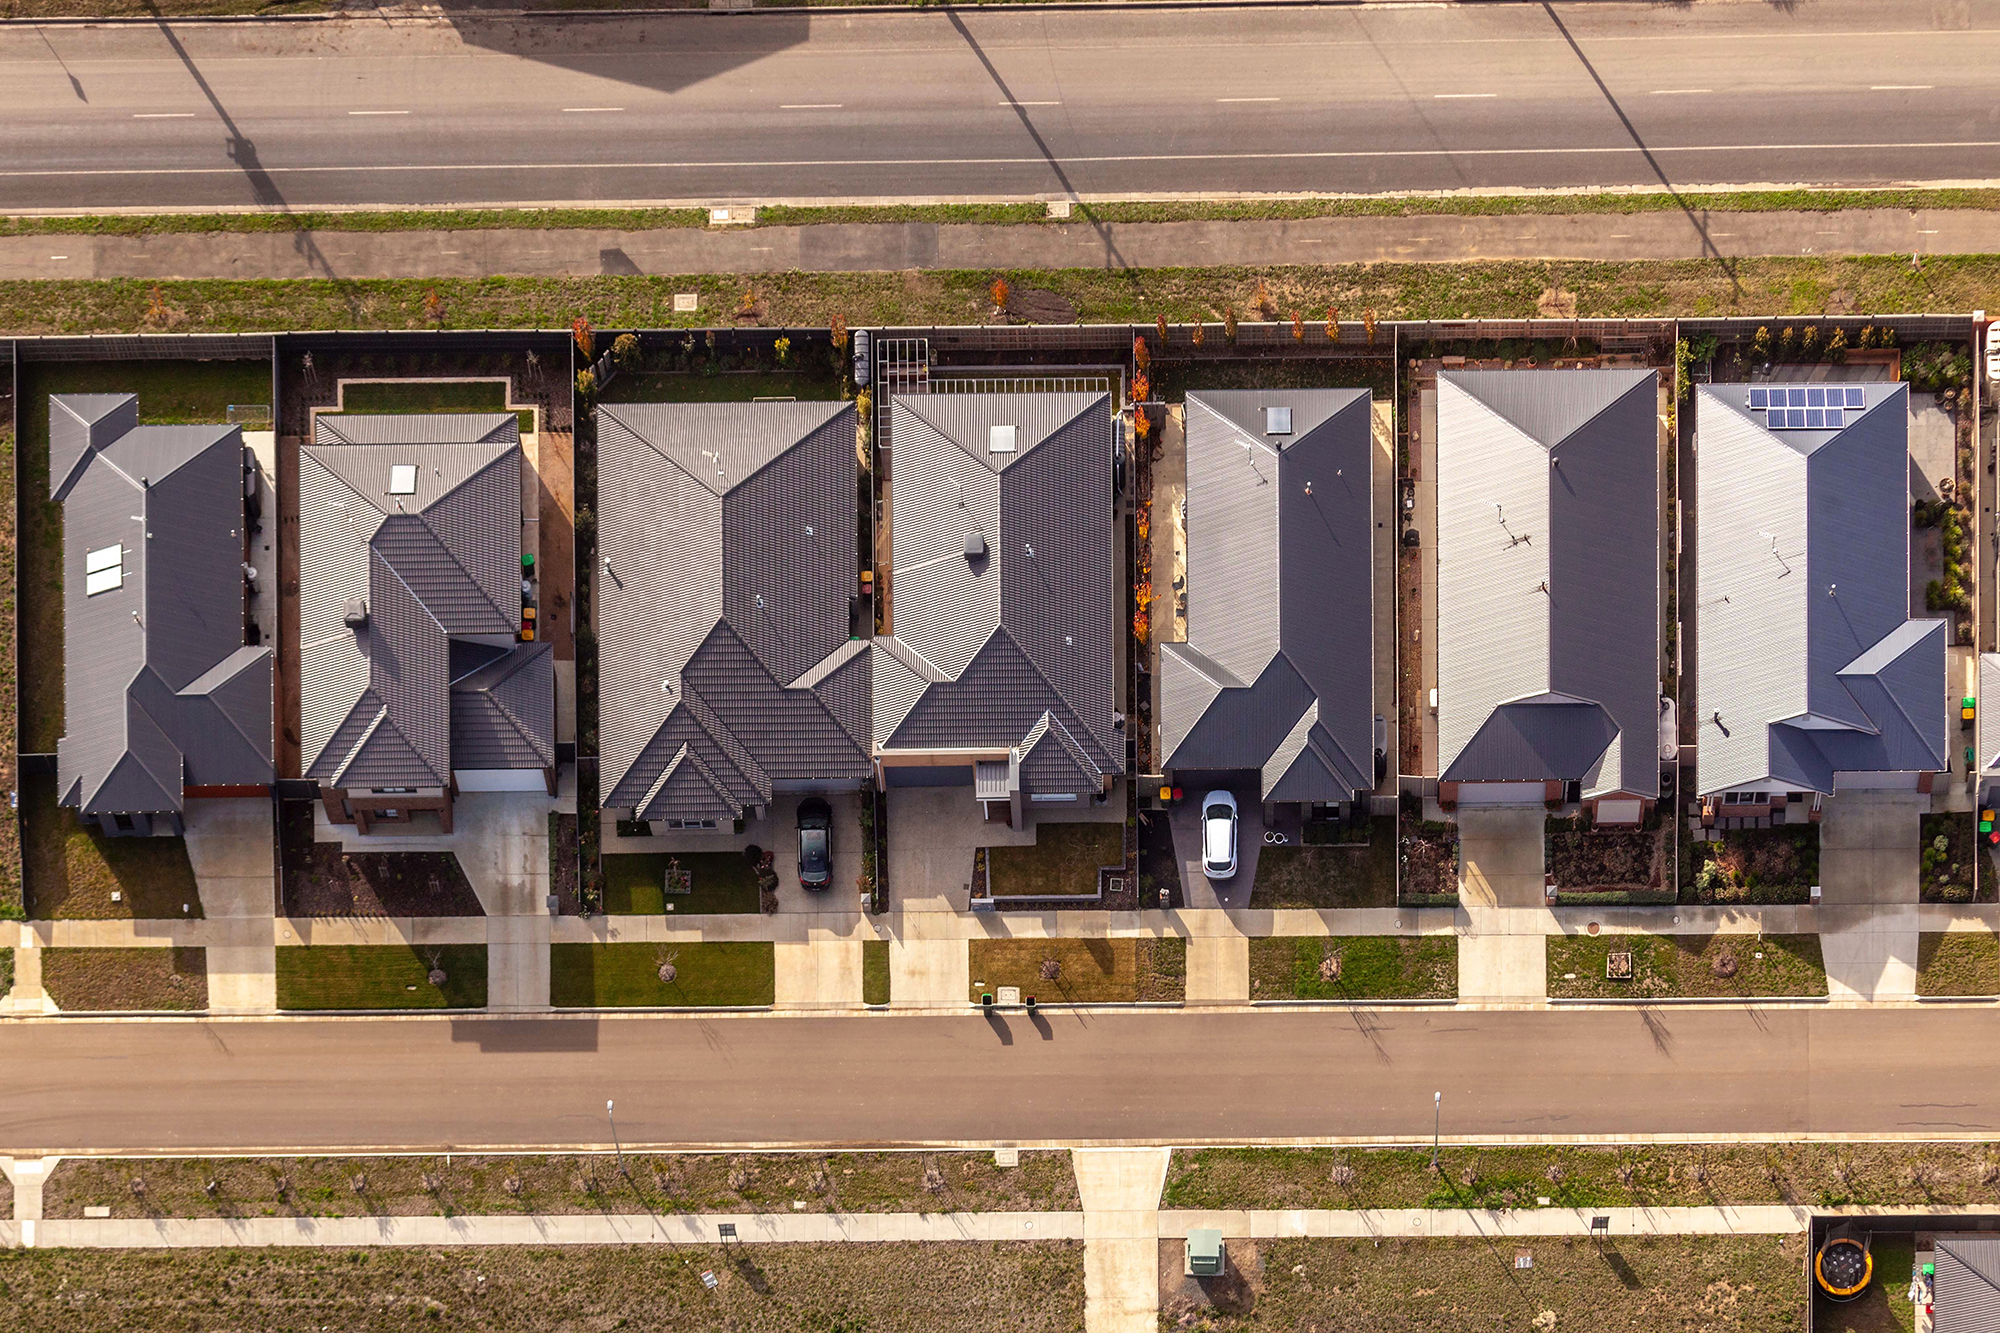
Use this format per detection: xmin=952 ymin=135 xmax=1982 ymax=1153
xmin=5 ymin=1007 xmax=1998 ymax=1155
xmin=2 ymin=2 xmax=1999 ymax=212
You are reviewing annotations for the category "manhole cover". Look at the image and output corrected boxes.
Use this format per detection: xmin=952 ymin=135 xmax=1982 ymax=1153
xmin=1587 ymin=921 xmax=1601 ymax=936
xmin=1606 ymin=952 xmax=1633 ymax=980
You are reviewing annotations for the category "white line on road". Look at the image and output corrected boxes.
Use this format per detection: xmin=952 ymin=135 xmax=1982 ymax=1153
xmin=781 ymin=104 xmax=842 ymax=109
xmin=1216 ymin=97 xmax=1280 ymax=103
xmin=49 ymin=255 xmax=67 ymax=260
xmin=1870 ymin=85 xmax=1934 ymax=91
xmin=1647 ymin=89 xmax=1712 ymax=96
xmin=1006 ymin=101 xmax=1061 ymax=107
xmin=563 ymin=107 xmax=625 ymax=114
xmin=348 ymin=110 xmax=410 ymax=116
xmin=1435 ymin=93 xmax=1499 ymax=99
xmin=132 ymin=113 xmax=196 ymax=119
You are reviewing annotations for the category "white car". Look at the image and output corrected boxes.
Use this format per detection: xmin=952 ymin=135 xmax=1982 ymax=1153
xmin=1201 ymin=791 xmax=1239 ymax=881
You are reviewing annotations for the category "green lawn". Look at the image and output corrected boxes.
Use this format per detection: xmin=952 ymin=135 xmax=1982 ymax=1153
xmin=1249 ymin=818 xmax=1397 ymax=908
xmin=968 ymin=937 xmax=1185 ymax=1004
xmin=1548 ymin=932 xmax=1827 ymax=999
xmin=335 ymin=379 xmax=535 ymax=434
xmin=599 ymin=371 xmax=844 ymax=404
xmin=275 ymin=945 xmax=487 ymax=1011
xmin=15 ymin=358 xmax=271 ymax=756
xmin=1248 ymin=936 xmax=1457 ymax=1000
xmin=550 ymin=942 xmax=775 ymax=1007
xmin=1917 ymin=931 xmax=2000 ymax=996
xmin=985 ymin=821 xmax=1124 ymax=898
xmin=602 ymin=851 xmax=758 ymax=915
xmin=863 ymin=938 xmax=890 ymax=1005
xmin=21 ymin=773 xmax=203 ymax=919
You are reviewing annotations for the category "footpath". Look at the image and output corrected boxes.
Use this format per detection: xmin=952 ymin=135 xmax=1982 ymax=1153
xmin=2 ymin=206 xmax=1996 ymax=281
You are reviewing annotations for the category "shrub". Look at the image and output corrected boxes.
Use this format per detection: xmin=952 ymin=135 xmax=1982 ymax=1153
xmin=575 ymin=368 xmax=596 ymax=399
xmin=611 ymin=333 xmax=641 ymax=370
xmin=1751 ymin=326 xmax=1773 ymax=359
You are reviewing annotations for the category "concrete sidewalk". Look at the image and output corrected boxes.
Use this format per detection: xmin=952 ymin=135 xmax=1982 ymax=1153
xmin=4 ymin=206 xmax=1996 ymax=282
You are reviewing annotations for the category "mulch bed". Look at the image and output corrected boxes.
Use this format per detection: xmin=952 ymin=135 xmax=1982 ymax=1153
xmin=1397 ymin=817 xmax=1457 ymax=899
xmin=1921 ymin=811 xmax=1982 ymax=902
xmin=550 ymin=813 xmax=580 ymax=914
xmin=1684 ymin=825 xmax=1819 ymax=903
xmin=1545 ymin=817 xmax=1664 ymax=892
xmin=278 ymin=802 xmax=483 ymax=918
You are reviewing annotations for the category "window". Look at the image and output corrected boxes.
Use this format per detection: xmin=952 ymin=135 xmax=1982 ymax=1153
xmin=84 ymin=544 xmax=123 ymax=596
xmin=388 ymin=464 xmax=418 ymax=495
xmin=662 ymin=817 xmax=719 ymax=830
xmin=1029 ymin=792 xmax=1077 ymax=803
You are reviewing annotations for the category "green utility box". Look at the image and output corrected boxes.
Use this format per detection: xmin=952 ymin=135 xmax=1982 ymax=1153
xmin=1186 ymin=1229 xmax=1225 ymax=1278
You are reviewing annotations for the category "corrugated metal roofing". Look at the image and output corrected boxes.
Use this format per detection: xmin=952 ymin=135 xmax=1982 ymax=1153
xmin=299 ymin=413 xmax=548 ymax=785
xmin=1982 ymin=654 xmax=2000 ymax=775
xmin=595 ymin=402 xmax=870 ymax=815
xmin=1437 ymin=371 xmax=1660 ymax=797
xmin=52 ymin=394 xmax=273 ymax=818
xmin=1695 ymin=385 xmax=1947 ymax=795
xmin=1935 ymin=1238 xmax=2000 ymax=1333
xmin=1160 ymin=390 xmax=1375 ymax=802
xmin=875 ymin=391 xmax=1118 ymax=792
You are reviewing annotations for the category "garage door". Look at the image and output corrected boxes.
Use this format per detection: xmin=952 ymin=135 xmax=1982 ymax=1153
xmin=1454 ymin=782 xmax=1547 ymax=807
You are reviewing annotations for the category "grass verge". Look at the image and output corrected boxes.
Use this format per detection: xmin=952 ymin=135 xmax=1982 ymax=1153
xmin=8 ymin=255 xmax=2000 ymax=336
xmin=44 ymin=1150 xmax=1081 ymax=1219
xmin=1917 ymin=931 xmax=2000 ymax=997
xmin=1547 ymin=932 xmax=1826 ymax=999
xmin=968 ymin=937 xmax=1185 ymax=1003
xmin=274 ymin=944 xmax=487 ymax=1010
xmin=602 ymin=851 xmax=758 ymax=914
xmin=42 ymin=946 xmax=206 ymax=1011
xmin=0 ymin=1241 xmax=1085 ymax=1333
xmin=1246 ymin=936 xmax=1455 ymax=1000
xmin=985 ymin=821 xmax=1124 ymax=898
xmin=1158 ymin=1234 xmax=1805 ymax=1332
xmin=550 ymin=941 xmax=775 ymax=1007
xmin=863 ymin=937 xmax=890 ymax=1005
xmin=21 ymin=773 xmax=203 ymax=919
xmin=1247 ymin=817 xmax=1396 ymax=908
xmin=13 ymin=188 xmax=2000 ymax=238
xmin=1164 ymin=1142 xmax=2000 ymax=1211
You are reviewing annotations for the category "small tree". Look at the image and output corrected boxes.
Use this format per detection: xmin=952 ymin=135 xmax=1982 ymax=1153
xmin=575 ymin=368 xmax=597 ymax=400
xmin=830 ymin=313 xmax=849 ymax=351
xmin=422 ymin=288 xmax=445 ymax=327
xmin=1222 ymin=306 xmax=1238 ymax=343
xmin=657 ymin=946 xmax=679 ymax=985
xmin=1827 ymin=327 xmax=1850 ymax=362
xmin=1190 ymin=323 xmax=1206 ymax=348
xmin=1252 ymin=278 xmax=1275 ymax=320
xmin=990 ymin=276 xmax=1011 ymax=311
xmin=1800 ymin=324 xmax=1821 ymax=359
xmin=612 ymin=333 xmax=642 ymax=371
xmin=1132 ymin=334 xmax=1150 ymax=372
xmin=1362 ymin=308 xmax=1378 ymax=345
xmin=425 ymin=949 xmax=447 ymax=988
xmin=572 ymin=317 xmax=595 ymax=361
xmin=1326 ymin=306 xmax=1339 ymax=341
xmin=1751 ymin=325 xmax=1773 ymax=360
xmin=773 ymin=335 xmax=792 ymax=365
xmin=1155 ymin=314 xmax=1168 ymax=347
xmin=856 ymin=388 xmax=873 ymax=424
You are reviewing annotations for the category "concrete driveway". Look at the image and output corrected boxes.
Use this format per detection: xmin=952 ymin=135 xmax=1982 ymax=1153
xmin=1455 ymin=808 xmax=1546 ymax=908
xmin=1817 ymin=790 xmax=1924 ymax=1001
xmin=1168 ymin=792 xmax=1263 ymax=910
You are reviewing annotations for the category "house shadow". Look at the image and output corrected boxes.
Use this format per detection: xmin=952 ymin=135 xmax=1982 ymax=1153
xmin=431 ymin=7 xmax=814 ymax=102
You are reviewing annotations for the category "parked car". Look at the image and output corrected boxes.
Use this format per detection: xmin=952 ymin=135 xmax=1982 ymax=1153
xmin=1201 ymin=791 xmax=1239 ymax=880
xmin=796 ymin=797 xmax=833 ymax=890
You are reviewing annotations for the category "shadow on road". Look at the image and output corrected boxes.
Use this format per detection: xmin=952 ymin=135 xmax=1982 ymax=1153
xmin=449 ymin=1017 xmax=602 ymax=1052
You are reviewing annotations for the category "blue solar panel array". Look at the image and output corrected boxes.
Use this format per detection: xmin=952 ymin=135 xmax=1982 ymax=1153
xmin=1747 ymin=385 xmax=1867 ymax=430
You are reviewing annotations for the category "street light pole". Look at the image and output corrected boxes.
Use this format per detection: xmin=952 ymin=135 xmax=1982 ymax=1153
xmin=1431 ymin=1091 xmax=1441 ymax=1169
xmin=607 ymin=1098 xmax=629 ymax=1178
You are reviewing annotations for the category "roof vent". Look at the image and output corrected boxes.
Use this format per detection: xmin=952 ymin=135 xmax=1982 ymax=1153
xmin=388 ymin=464 xmax=417 ymax=495
xmin=1265 ymin=406 xmax=1293 ymax=436
xmin=965 ymin=531 xmax=988 ymax=562
xmin=988 ymin=424 xmax=1017 ymax=454
xmin=343 ymin=597 xmax=369 ymax=628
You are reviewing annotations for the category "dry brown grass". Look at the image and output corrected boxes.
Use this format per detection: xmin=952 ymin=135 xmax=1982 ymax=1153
xmin=41 ymin=947 xmax=206 ymax=1012
xmin=969 ymin=937 xmax=1186 ymax=1003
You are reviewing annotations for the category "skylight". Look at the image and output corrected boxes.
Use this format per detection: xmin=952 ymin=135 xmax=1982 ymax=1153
xmin=1265 ymin=406 xmax=1293 ymax=436
xmin=84 ymin=543 xmax=123 ymax=596
xmin=988 ymin=425 xmax=1017 ymax=454
xmin=388 ymin=464 xmax=418 ymax=495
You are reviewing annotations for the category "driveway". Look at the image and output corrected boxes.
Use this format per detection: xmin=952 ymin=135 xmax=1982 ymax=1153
xmin=1817 ymin=790 xmax=1923 ymax=1001
xmin=1168 ymin=792 xmax=1265 ymax=910
xmin=1455 ymin=808 xmax=1546 ymax=908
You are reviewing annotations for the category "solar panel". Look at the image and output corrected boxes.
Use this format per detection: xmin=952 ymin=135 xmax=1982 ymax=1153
xmin=1845 ymin=387 xmax=1866 ymax=408
xmin=1749 ymin=387 xmax=1769 ymax=408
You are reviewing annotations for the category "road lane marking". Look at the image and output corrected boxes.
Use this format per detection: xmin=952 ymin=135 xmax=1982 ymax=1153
xmin=1648 ymin=89 xmax=1712 ymax=95
xmin=1435 ymin=93 xmax=1499 ymax=99
xmin=1870 ymin=85 xmax=1934 ymax=90
xmin=781 ymin=103 xmax=842 ymax=109
xmin=1006 ymin=101 xmax=1061 ymax=106
xmin=132 ymin=113 xmax=196 ymax=119
xmin=563 ymin=107 xmax=624 ymax=113
xmin=348 ymin=110 xmax=411 ymax=116
xmin=1216 ymin=97 xmax=1280 ymax=103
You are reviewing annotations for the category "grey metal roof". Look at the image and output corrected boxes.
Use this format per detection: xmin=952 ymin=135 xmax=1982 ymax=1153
xmin=1981 ymin=653 xmax=2000 ymax=778
xmin=1437 ymin=370 xmax=1660 ymax=797
xmin=1936 ymin=1238 xmax=2000 ymax=1333
xmin=51 ymin=394 xmax=273 ymax=818
xmin=1695 ymin=384 xmax=1947 ymax=795
xmin=1160 ymin=389 xmax=1374 ymax=802
xmin=596 ymin=402 xmax=871 ymax=823
xmin=299 ymin=413 xmax=547 ymax=785
xmin=874 ymin=391 xmax=1118 ymax=792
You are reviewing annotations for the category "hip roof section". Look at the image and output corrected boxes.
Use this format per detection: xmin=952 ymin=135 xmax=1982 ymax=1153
xmin=1436 ymin=369 xmax=1660 ymax=797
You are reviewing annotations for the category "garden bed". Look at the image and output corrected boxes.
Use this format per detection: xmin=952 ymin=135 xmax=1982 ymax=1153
xmin=549 ymin=812 xmax=580 ymax=913
xmin=274 ymin=945 xmax=488 ymax=1010
xmin=21 ymin=773 xmax=202 ymax=920
xmin=1920 ymin=812 xmax=1982 ymax=902
xmin=1248 ymin=817 xmax=1396 ymax=908
xmin=43 ymin=1150 xmax=1081 ymax=1219
xmin=602 ymin=850 xmax=759 ymax=915
xmin=0 ymin=1241 xmax=1085 ymax=1333
xmin=276 ymin=802 xmax=481 ymax=918
xmin=1247 ymin=936 xmax=1456 ymax=1001
xmin=1916 ymin=932 xmax=2000 ymax=996
xmin=1682 ymin=824 xmax=1819 ymax=903
xmin=967 ymin=937 xmax=1185 ymax=1004
xmin=1397 ymin=815 xmax=1458 ymax=903
xmin=1164 ymin=1141 xmax=2000 ymax=1211
xmin=549 ymin=941 xmax=775 ymax=1007
xmin=1545 ymin=813 xmax=1665 ymax=894
xmin=41 ymin=946 xmax=206 ymax=1012
xmin=1548 ymin=932 xmax=1826 ymax=999
xmin=984 ymin=821 xmax=1124 ymax=899
xmin=1157 ymin=1234 xmax=1806 ymax=1332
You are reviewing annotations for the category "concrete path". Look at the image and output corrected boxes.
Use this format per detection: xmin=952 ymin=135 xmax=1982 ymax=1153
xmin=1817 ymin=791 xmax=1925 ymax=1002
xmin=9 ymin=208 xmax=2000 ymax=282
xmin=1459 ymin=935 xmax=1548 ymax=1003
xmin=774 ymin=937 xmax=863 ymax=1009
xmin=1185 ymin=937 xmax=1248 ymax=1004
xmin=889 ymin=938 xmax=971 ymax=1009
xmin=184 ymin=799 xmax=278 ymax=1013
xmin=1158 ymin=1204 xmax=1970 ymax=1240
xmin=1074 ymin=1148 xmax=1172 ymax=1333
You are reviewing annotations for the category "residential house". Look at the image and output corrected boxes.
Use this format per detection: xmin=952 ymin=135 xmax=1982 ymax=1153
xmin=51 ymin=394 xmax=273 ymax=836
xmin=1934 ymin=1236 xmax=2000 ymax=1332
xmin=1435 ymin=369 xmax=1662 ymax=822
xmin=595 ymin=401 xmax=871 ymax=831
xmin=872 ymin=391 xmax=1120 ymax=824
xmin=1695 ymin=382 xmax=1945 ymax=822
xmin=298 ymin=413 xmax=554 ymax=833
xmin=1159 ymin=389 xmax=1376 ymax=818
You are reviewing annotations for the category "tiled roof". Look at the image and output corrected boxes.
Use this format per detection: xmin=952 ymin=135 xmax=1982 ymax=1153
xmin=51 ymin=394 xmax=273 ymax=818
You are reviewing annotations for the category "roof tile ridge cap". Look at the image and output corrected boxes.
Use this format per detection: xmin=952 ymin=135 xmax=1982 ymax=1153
xmin=328 ymin=702 xmax=391 ymax=788
xmin=677 ymin=678 xmax=770 ymax=796
xmin=413 ymin=457 xmax=519 ymax=628
xmin=878 ymin=633 xmax=950 ymax=684
xmin=787 ymin=636 xmax=868 ymax=690
xmin=994 ymin=624 xmax=1118 ymax=761
xmin=640 ymin=740 xmax=691 ymax=812
xmin=477 ymin=680 xmax=553 ymax=766
xmin=1038 ymin=708 xmax=1102 ymax=780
